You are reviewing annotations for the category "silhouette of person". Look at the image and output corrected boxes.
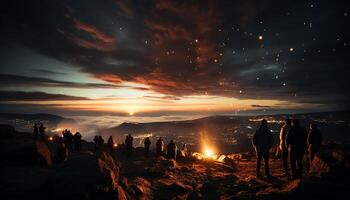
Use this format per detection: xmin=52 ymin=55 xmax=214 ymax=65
xmin=39 ymin=123 xmax=46 ymax=139
xmin=93 ymin=135 xmax=99 ymax=150
xmin=144 ymin=137 xmax=151 ymax=157
xmin=125 ymin=134 xmax=133 ymax=156
xmin=73 ymin=132 xmax=82 ymax=151
xmin=279 ymin=118 xmax=292 ymax=178
xmin=307 ymin=123 xmax=322 ymax=165
xmin=63 ymin=129 xmax=73 ymax=149
xmin=33 ymin=123 xmax=39 ymax=138
xmin=98 ymin=136 xmax=104 ymax=148
xmin=252 ymin=119 xmax=274 ymax=178
xmin=107 ymin=136 xmax=114 ymax=154
xmin=182 ymin=143 xmax=191 ymax=157
xmin=287 ymin=119 xmax=307 ymax=179
xmin=54 ymin=143 xmax=68 ymax=164
xmin=167 ymin=140 xmax=177 ymax=160
xmin=156 ymin=137 xmax=164 ymax=157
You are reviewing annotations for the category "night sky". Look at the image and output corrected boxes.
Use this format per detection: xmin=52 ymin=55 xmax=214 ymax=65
xmin=0 ymin=0 xmax=347 ymax=117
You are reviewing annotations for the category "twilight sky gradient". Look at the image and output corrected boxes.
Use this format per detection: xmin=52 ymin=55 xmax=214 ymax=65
xmin=0 ymin=0 xmax=348 ymax=117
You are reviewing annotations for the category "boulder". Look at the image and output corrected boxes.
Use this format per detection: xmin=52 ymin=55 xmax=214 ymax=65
xmin=160 ymin=158 xmax=176 ymax=169
xmin=51 ymin=151 xmax=126 ymax=199
xmin=310 ymin=148 xmax=350 ymax=182
xmin=129 ymin=177 xmax=152 ymax=199
xmin=0 ymin=139 xmax=52 ymax=167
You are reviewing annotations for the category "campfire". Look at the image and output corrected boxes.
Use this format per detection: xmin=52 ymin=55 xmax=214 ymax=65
xmin=203 ymin=146 xmax=216 ymax=159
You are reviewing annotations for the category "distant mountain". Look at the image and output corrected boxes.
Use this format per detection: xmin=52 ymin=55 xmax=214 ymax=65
xmin=101 ymin=115 xmax=249 ymax=137
xmin=101 ymin=110 xmax=350 ymax=144
xmin=0 ymin=113 xmax=77 ymax=133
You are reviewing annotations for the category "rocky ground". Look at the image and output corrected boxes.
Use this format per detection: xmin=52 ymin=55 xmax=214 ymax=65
xmin=1 ymin=124 xmax=350 ymax=199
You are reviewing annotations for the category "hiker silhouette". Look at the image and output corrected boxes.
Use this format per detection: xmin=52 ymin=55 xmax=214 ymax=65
xmin=252 ymin=119 xmax=274 ymax=178
xmin=144 ymin=137 xmax=151 ymax=157
xmin=93 ymin=135 xmax=99 ymax=149
xmin=125 ymin=134 xmax=133 ymax=156
xmin=287 ymin=119 xmax=307 ymax=179
xmin=156 ymin=137 xmax=164 ymax=157
xmin=98 ymin=136 xmax=104 ymax=148
xmin=33 ymin=123 xmax=39 ymax=138
xmin=39 ymin=123 xmax=46 ymax=139
xmin=54 ymin=143 xmax=68 ymax=164
xmin=73 ymin=132 xmax=82 ymax=151
xmin=307 ymin=123 xmax=322 ymax=165
xmin=167 ymin=140 xmax=177 ymax=160
xmin=107 ymin=136 xmax=114 ymax=154
xmin=279 ymin=118 xmax=292 ymax=178
xmin=62 ymin=129 xmax=73 ymax=149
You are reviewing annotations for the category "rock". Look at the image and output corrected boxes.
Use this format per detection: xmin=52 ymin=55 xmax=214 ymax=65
xmin=310 ymin=148 xmax=350 ymax=182
xmin=0 ymin=139 xmax=52 ymax=167
xmin=187 ymin=190 xmax=202 ymax=200
xmin=116 ymin=185 xmax=128 ymax=200
xmin=119 ymin=176 xmax=129 ymax=190
xmin=168 ymin=182 xmax=192 ymax=194
xmin=52 ymin=151 xmax=125 ymax=199
xmin=223 ymin=156 xmax=235 ymax=166
xmin=130 ymin=177 xmax=152 ymax=198
xmin=160 ymin=158 xmax=176 ymax=168
xmin=145 ymin=167 xmax=164 ymax=177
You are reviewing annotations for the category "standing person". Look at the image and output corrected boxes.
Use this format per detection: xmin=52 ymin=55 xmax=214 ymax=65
xmin=98 ymin=136 xmax=104 ymax=149
xmin=107 ymin=136 xmax=114 ymax=154
xmin=182 ymin=143 xmax=191 ymax=158
xmin=54 ymin=143 xmax=68 ymax=164
xmin=156 ymin=137 xmax=164 ymax=157
xmin=125 ymin=134 xmax=133 ymax=156
xmin=252 ymin=119 xmax=274 ymax=178
xmin=63 ymin=129 xmax=73 ymax=150
xmin=279 ymin=118 xmax=292 ymax=178
xmin=73 ymin=132 xmax=82 ymax=151
xmin=144 ymin=137 xmax=151 ymax=157
xmin=33 ymin=123 xmax=39 ymax=138
xmin=307 ymin=124 xmax=322 ymax=165
xmin=287 ymin=119 xmax=307 ymax=179
xmin=167 ymin=140 xmax=177 ymax=160
xmin=39 ymin=123 xmax=46 ymax=139
xmin=93 ymin=135 xmax=99 ymax=150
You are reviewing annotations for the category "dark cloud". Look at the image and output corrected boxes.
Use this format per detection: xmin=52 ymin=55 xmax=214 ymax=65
xmin=0 ymin=73 xmax=146 ymax=90
xmin=0 ymin=0 xmax=347 ymax=108
xmin=0 ymin=91 xmax=89 ymax=101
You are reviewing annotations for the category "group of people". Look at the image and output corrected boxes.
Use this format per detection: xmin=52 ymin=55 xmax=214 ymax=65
xmin=33 ymin=123 xmax=46 ymax=139
xmin=110 ymin=135 xmax=190 ymax=160
xmin=93 ymin=135 xmax=105 ymax=150
xmin=253 ymin=118 xmax=322 ymax=180
xmin=62 ymin=129 xmax=82 ymax=151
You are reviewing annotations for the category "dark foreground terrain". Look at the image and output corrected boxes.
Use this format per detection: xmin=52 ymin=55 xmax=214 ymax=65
xmin=1 ymin=124 xmax=350 ymax=200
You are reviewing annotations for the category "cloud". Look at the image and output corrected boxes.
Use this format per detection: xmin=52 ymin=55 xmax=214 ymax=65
xmin=0 ymin=0 xmax=347 ymax=109
xmin=0 ymin=91 xmax=89 ymax=101
xmin=0 ymin=73 xmax=117 ymax=89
